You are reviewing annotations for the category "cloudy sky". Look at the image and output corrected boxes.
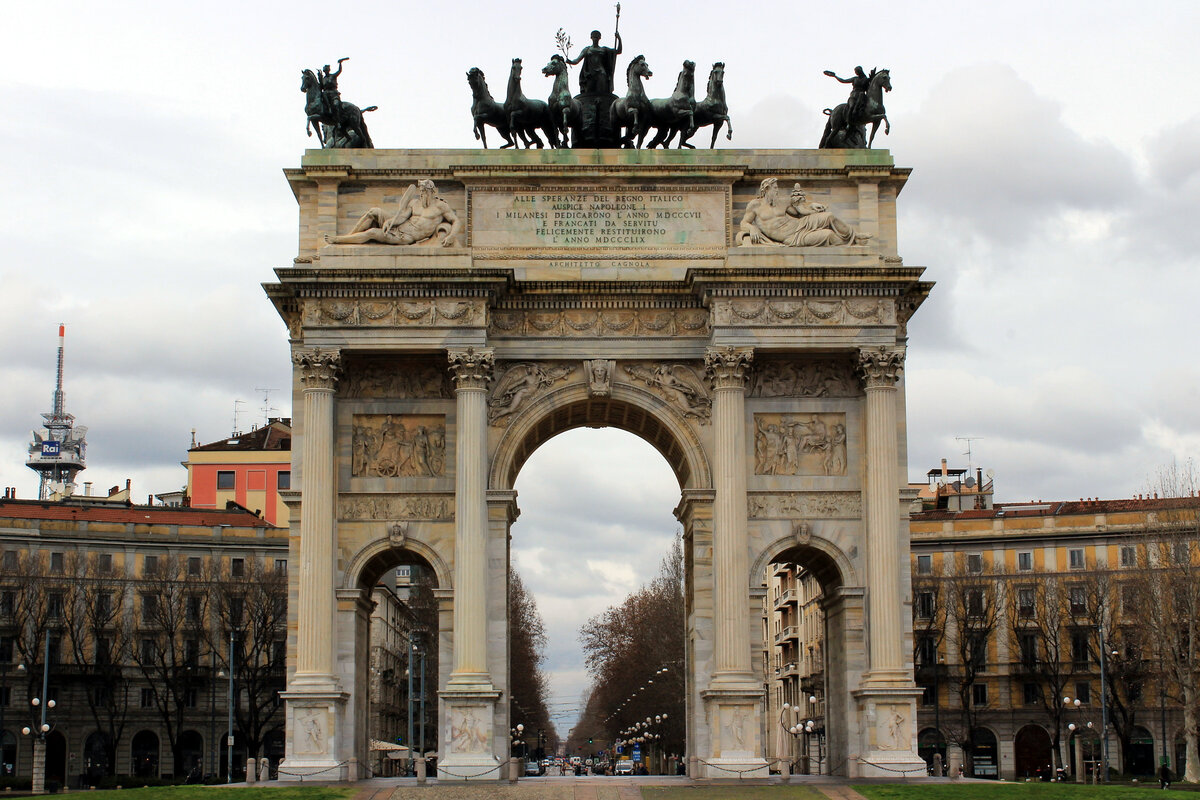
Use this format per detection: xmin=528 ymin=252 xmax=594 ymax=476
xmin=4 ymin=0 xmax=1198 ymax=733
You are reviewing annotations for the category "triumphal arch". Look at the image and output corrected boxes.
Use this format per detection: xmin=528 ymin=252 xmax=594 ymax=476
xmin=264 ymin=147 xmax=931 ymax=780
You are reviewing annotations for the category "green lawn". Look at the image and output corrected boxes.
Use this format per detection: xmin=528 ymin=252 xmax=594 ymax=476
xmin=65 ymin=788 xmax=356 ymax=800
xmin=643 ymin=787 xmax=826 ymax=799
xmin=854 ymin=783 xmax=1197 ymax=800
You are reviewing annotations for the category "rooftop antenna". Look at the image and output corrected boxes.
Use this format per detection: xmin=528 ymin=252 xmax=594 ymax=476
xmin=232 ymin=399 xmax=246 ymax=436
xmin=956 ymin=436 xmax=983 ymax=471
xmin=255 ymin=387 xmax=279 ymax=424
xmin=27 ymin=325 xmax=87 ymax=499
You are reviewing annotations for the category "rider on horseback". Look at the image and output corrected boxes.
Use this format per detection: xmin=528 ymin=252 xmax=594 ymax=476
xmin=823 ymin=66 xmax=870 ymax=130
xmin=320 ymin=58 xmax=349 ymax=123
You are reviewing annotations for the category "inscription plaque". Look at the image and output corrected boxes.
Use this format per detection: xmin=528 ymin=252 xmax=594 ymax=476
xmin=470 ymin=186 xmax=727 ymax=249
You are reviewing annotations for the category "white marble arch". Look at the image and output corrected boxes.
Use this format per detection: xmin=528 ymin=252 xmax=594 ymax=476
xmin=341 ymin=526 xmax=453 ymax=592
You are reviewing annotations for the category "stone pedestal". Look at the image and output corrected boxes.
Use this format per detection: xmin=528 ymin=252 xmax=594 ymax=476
xmin=277 ymin=693 xmax=349 ymax=781
xmin=31 ymin=738 xmax=45 ymax=795
xmin=851 ymin=689 xmax=927 ymax=778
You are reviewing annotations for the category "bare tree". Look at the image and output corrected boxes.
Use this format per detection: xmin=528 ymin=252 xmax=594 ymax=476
xmin=61 ymin=552 xmax=132 ymax=776
xmin=1005 ymin=570 xmax=1077 ymax=772
xmin=939 ymin=554 xmax=1006 ymax=775
xmin=208 ymin=557 xmax=286 ymax=765
xmin=508 ymin=567 xmax=555 ymax=758
xmin=125 ymin=555 xmax=209 ymax=776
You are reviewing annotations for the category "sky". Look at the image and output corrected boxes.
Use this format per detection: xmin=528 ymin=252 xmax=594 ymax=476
xmin=3 ymin=0 xmax=1199 ymax=734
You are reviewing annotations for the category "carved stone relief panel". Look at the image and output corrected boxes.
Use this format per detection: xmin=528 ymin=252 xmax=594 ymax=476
xmin=339 ymin=356 xmax=451 ymax=399
xmin=754 ymin=413 xmax=846 ymax=476
xmin=488 ymin=362 xmax=576 ymax=426
xmin=351 ymin=415 xmax=446 ymax=477
xmin=876 ymin=705 xmax=909 ymax=750
xmin=445 ymin=704 xmax=491 ymax=754
xmin=294 ymin=707 xmax=330 ymax=755
xmin=489 ymin=307 xmax=708 ymax=338
xmin=302 ymin=298 xmax=484 ymax=328
xmin=750 ymin=358 xmax=860 ymax=397
xmin=748 ymin=491 xmax=862 ymax=519
xmin=718 ymin=704 xmax=756 ymax=753
xmin=338 ymin=494 xmax=454 ymax=521
xmin=622 ymin=362 xmax=711 ymax=421
xmin=710 ymin=298 xmax=892 ymax=327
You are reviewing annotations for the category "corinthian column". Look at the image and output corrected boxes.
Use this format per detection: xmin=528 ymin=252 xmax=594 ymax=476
xmin=857 ymin=346 xmax=906 ymax=682
xmin=447 ymin=347 xmax=494 ymax=687
xmin=705 ymin=346 xmax=754 ymax=682
xmin=292 ymin=348 xmax=341 ymax=683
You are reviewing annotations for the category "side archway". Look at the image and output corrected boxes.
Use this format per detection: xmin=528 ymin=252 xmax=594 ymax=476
xmin=1013 ymin=724 xmax=1052 ymax=779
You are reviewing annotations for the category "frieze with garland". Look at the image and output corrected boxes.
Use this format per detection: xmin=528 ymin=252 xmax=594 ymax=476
xmin=338 ymin=494 xmax=454 ymax=521
xmin=489 ymin=307 xmax=708 ymax=338
xmin=302 ymin=298 xmax=484 ymax=328
xmin=710 ymin=298 xmax=891 ymax=327
xmin=748 ymin=491 xmax=862 ymax=519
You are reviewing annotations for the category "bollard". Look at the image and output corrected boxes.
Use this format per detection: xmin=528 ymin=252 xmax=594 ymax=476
xmin=347 ymin=757 xmax=359 ymax=782
xmin=689 ymin=755 xmax=700 ymax=778
xmin=509 ymin=756 xmax=520 ymax=783
xmin=259 ymin=758 xmax=270 ymax=782
xmin=246 ymin=758 xmax=257 ymax=783
xmin=780 ymin=759 xmax=791 ymax=781
xmin=416 ymin=756 xmax=427 ymax=785
xmin=933 ymin=753 xmax=943 ymax=777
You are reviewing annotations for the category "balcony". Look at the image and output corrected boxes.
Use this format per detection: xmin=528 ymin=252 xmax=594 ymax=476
xmin=781 ymin=661 xmax=800 ymax=677
xmin=783 ymin=625 xmax=800 ymax=642
xmin=775 ymin=588 xmax=795 ymax=608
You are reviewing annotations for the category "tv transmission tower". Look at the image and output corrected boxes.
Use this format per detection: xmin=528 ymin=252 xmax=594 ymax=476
xmin=26 ymin=325 xmax=88 ymax=499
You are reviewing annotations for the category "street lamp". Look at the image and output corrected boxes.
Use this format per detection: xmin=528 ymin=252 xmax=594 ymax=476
xmin=806 ymin=694 xmax=824 ymax=775
xmin=225 ymin=629 xmax=235 ymax=783
xmin=779 ymin=702 xmax=804 ymax=773
xmin=21 ymin=637 xmax=53 ymax=794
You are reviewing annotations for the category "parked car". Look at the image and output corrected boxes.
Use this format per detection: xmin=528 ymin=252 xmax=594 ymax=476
xmin=525 ymin=760 xmax=540 ymax=776
xmin=615 ymin=760 xmax=634 ymax=775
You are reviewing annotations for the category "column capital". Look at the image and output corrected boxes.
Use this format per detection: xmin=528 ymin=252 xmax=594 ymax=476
xmin=293 ymin=348 xmax=342 ymax=390
xmin=704 ymin=346 xmax=754 ymax=391
xmin=856 ymin=346 xmax=905 ymax=390
xmin=448 ymin=347 xmax=495 ymax=391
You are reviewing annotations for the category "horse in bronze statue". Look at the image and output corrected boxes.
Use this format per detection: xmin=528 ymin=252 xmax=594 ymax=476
xmin=504 ymin=58 xmax=559 ymax=149
xmin=819 ymin=68 xmax=891 ymax=149
xmin=692 ymin=62 xmax=733 ymax=148
xmin=300 ymin=68 xmax=376 ymax=148
xmin=542 ymin=55 xmax=581 ymax=148
xmin=467 ymin=67 xmax=518 ymax=149
xmin=610 ymin=55 xmax=654 ymax=149
xmin=646 ymin=60 xmax=697 ymax=149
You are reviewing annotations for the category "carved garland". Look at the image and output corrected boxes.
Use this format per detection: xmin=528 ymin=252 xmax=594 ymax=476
xmin=302 ymin=298 xmax=484 ymax=328
xmin=710 ymin=298 xmax=890 ymax=327
xmin=489 ymin=308 xmax=708 ymax=338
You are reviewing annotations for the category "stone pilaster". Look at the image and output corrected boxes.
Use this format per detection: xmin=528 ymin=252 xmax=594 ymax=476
xmin=292 ymin=347 xmax=341 ymax=683
xmin=857 ymin=346 xmax=906 ymax=682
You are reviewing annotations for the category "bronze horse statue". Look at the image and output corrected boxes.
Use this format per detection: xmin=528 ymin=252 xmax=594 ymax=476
xmin=819 ymin=68 xmax=891 ymax=149
xmin=300 ymin=68 xmax=376 ymax=148
xmin=692 ymin=62 xmax=733 ymax=148
xmin=542 ymin=55 xmax=581 ymax=148
xmin=467 ymin=67 xmax=518 ymax=148
xmin=610 ymin=55 xmax=654 ymax=148
xmin=504 ymin=58 xmax=559 ymax=149
xmin=646 ymin=60 xmax=697 ymax=149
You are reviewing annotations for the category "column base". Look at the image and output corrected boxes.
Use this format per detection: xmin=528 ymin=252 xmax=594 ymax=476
xmin=279 ymin=689 xmax=349 ymax=782
xmin=700 ymin=687 xmax=767 ymax=779
xmin=850 ymin=687 xmax=926 ymax=778
xmin=439 ymin=689 xmax=504 ymax=782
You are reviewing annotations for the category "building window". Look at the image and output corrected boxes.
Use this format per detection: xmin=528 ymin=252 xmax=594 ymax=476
xmin=0 ymin=591 xmax=13 ymax=618
xmin=97 ymin=592 xmax=113 ymax=620
xmin=187 ymin=557 xmax=201 ymax=576
xmin=143 ymin=555 xmax=158 ymax=576
xmin=1019 ymin=632 xmax=1039 ymax=668
xmin=916 ymin=591 xmax=934 ymax=619
xmin=1 ymin=551 xmax=14 ymax=571
xmin=184 ymin=638 xmax=200 ymax=667
xmin=967 ymin=553 xmax=983 ymax=574
xmin=228 ymin=595 xmax=245 ymax=622
xmin=1017 ymin=587 xmax=1035 ymax=618
xmin=141 ymin=638 xmax=157 ymax=663
xmin=272 ymin=640 xmax=287 ymax=666
xmin=97 ymin=553 xmax=113 ymax=574
xmin=967 ymin=588 xmax=986 ymax=617
xmin=969 ymin=633 xmax=988 ymax=669
xmin=916 ymin=635 xmax=936 ymax=667
xmin=1069 ymin=586 xmax=1087 ymax=614
xmin=1069 ymin=548 xmax=1085 ymax=570
xmin=1119 ymin=545 xmax=1136 ymax=568
xmin=1072 ymin=631 xmax=1090 ymax=668
xmin=217 ymin=471 xmax=235 ymax=490
xmin=0 ymin=636 xmax=13 ymax=663
xmin=48 ymin=592 xmax=64 ymax=619
xmin=1173 ymin=542 xmax=1190 ymax=565
xmin=274 ymin=559 xmax=288 ymax=576
xmin=231 ymin=558 xmax=245 ymax=578
xmin=186 ymin=594 xmax=202 ymax=624
xmin=141 ymin=594 xmax=158 ymax=619
xmin=916 ymin=555 xmax=932 ymax=575
xmin=972 ymin=683 xmax=988 ymax=706
xmin=140 ymin=688 xmax=155 ymax=708
xmin=49 ymin=552 xmax=64 ymax=574
xmin=1017 ymin=551 xmax=1033 ymax=572
xmin=277 ymin=471 xmax=291 ymax=490
xmin=96 ymin=637 xmax=110 ymax=665
xmin=184 ymin=688 xmax=199 ymax=708
xmin=92 ymin=686 xmax=110 ymax=706
xmin=922 ymin=684 xmax=937 ymax=706
xmin=1075 ymin=682 xmax=1091 ymax=704
xmin=1023 ymin=682 xmax=1041 ymax=705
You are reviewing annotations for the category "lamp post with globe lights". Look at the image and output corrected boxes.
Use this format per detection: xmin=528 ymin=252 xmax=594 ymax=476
xmin=20 ymin=637 xmax=53 ymax=794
